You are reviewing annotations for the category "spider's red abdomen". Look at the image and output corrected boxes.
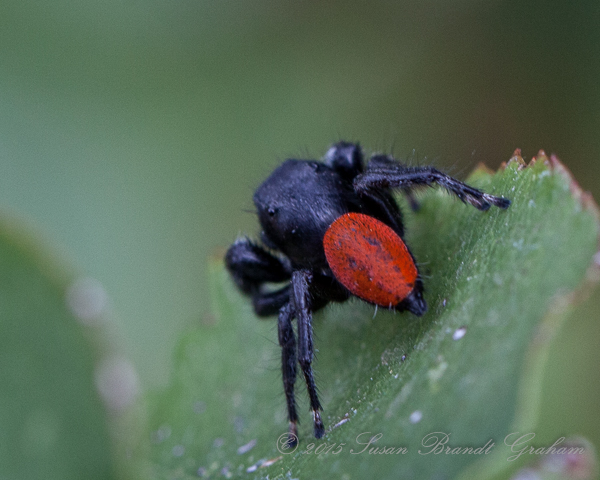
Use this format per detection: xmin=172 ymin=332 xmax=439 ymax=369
xmin=323 ymin=212 xmax=418 ymax=307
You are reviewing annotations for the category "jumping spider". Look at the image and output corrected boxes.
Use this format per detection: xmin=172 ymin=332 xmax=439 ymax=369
xmin=225 ymin=142 xmax=510 ymax=445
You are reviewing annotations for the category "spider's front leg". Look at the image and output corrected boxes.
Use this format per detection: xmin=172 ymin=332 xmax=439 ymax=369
xmin=354 ymin=155 xmax=510 ymax=210
xmin=278 ymin=302 xmax=299 ymax=446
xmin=225 ymin=238 xmax=291 ymax=316
xmin=291 ymin=269 xmax=325 ymax=439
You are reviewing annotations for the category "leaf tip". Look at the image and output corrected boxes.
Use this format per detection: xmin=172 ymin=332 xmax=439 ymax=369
xmin=546 ymin=154 xmax=600 ymax=227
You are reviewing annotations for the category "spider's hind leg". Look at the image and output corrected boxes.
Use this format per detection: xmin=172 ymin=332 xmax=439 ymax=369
xmin=355 ymin=156 xmax=510 ymax=211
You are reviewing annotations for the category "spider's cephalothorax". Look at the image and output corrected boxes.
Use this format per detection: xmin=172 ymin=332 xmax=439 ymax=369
xmin=225 ymin=142 xmax=510 ymax=445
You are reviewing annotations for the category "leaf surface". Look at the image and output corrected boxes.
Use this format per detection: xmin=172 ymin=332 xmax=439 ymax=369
xmin=0 ymin=219 xmax=120 ymax=480
xmin=147 ymin=154 xmax=599 ymax=479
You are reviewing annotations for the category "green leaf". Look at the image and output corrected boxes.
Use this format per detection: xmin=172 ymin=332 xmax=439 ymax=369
xmin=502 ymin=436 xmax=598 ymax=480
xmin=0 ymin=218 xmax=129 ymax=480
xmin=146 ymin=154 xmax=599 ymax=479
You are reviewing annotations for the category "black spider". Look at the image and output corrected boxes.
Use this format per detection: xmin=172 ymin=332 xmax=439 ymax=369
xmin=225 ymin=142 xmax=509 ymax=445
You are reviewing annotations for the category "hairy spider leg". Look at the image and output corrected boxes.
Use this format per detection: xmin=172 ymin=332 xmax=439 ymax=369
xmin=225 ymin=238 xmax=291 ymax=316
xmin=325 ymin=142 xmax=407 ymax=238
xmin=277 ymin=303 xmax=298 ymax=446
xmin=291 ymin=270 xmax=325 ymax=439
xmin=355 ymin=158 xmax=510 ymax=211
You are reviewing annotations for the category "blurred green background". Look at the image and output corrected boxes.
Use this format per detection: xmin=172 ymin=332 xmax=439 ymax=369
xmin=1 ymin=0 xmax=599 ymax=458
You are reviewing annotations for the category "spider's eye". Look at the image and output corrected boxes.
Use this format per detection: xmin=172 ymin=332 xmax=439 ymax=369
xmin=267 ymin=207 xmax=277 ymax=217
